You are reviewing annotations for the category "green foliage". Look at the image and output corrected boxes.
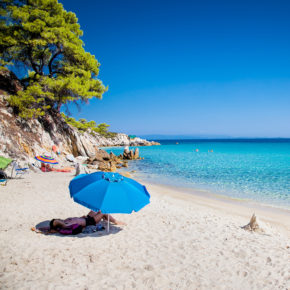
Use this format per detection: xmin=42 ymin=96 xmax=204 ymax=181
xmin=61 ymin=113 xmax=117 ymax=138
xmin=8 ymin=81 xmax=52 ymax=118
xmin=0 ymin=0 xmax=107 ymax=118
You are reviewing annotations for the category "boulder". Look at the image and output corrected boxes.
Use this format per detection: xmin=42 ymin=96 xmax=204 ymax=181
xmin=123 ymin=148 xmax=134 ymax=160
xmin=66 ymin=154 xmax=75 ymax=162
xmin=75 ymin=156 xmax=88 ymax=164
xmin=96 ymin=149 xmax=111 ymax=161
xmin=87 ymin=164 xmax=97 ymax=170
xmin=134 ymin=148 xmax=139 ymax=159
xmin=97 ymin=161 xmax=110 ymax=171
xmin=0 ymin=68 xmax=23 ymax=94
xmin=242 ymin=214 xmax=265 ymax=233
xmin=0 ymin=71 xmax=160 ymax=163
xmin=124 ymin=146 xmax=130 ymax=154
xmin=109 ymin=162 xmax=117 ymax=172
xmin=109 ymin=151 xmax=118 ymax=161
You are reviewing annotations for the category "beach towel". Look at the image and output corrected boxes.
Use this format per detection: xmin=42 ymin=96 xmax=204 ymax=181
xmin=0 ymin=156 xmax=12 ymax=170
xmin=40 ymin=163 xmax=72 ymax=173
xmin=58 ymin=224 xmax=83 ymax=235
xmin=82 ymin=224 xmax=105 ymax=234
xmin=32 ymin=224 xmax=83 ymax=235
xmin=51 ymin=167 xmax=73 ymax=173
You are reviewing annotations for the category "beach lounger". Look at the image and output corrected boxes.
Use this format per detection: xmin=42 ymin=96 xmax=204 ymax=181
xmin=11 ymin=161 xmax=29 ymax=178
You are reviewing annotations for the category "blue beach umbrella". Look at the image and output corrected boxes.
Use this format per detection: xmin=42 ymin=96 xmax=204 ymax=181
xmin=69 ymin=172 xmax=150 ymax=232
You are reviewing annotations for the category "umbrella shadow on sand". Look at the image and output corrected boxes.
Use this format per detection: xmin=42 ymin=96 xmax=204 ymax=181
xmin=34 ymin=220 xmax=123 ymax=238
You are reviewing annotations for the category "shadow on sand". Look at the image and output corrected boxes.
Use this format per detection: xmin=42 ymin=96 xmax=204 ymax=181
xmin=34 ymin=220 xmax=122 ymax=237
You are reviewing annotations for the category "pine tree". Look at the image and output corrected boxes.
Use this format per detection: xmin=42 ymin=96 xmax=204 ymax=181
xmin=0 ymin=0 xmax=107 ymax=118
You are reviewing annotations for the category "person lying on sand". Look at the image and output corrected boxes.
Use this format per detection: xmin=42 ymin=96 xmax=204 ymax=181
xmin=33 ymin=211 xmax=126 ymax=235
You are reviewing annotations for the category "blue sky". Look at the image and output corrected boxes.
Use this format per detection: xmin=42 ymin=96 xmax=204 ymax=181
xmin=60 ymin=0 xmax=290 ymax=138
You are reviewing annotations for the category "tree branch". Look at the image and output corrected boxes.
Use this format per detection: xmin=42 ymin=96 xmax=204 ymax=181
xmin=39 ymin=47 xmax=48 ymax=75
xmin=49 ymin=70 xmax=65 ymax=77
xmin=48 ymin=49 xmax=62 ymax=77
xmin=27 ymin=46 xmax=39 ymax=75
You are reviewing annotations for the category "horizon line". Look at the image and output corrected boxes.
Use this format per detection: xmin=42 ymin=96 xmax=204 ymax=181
xmin=138 ymin=135 xmax=290 ymax=140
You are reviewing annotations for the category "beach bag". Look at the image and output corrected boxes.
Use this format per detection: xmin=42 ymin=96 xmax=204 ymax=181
xmin=0 ymin=170 xmax=7 ymax=179
xmin=58 ymin=224 xmax=83 ymax=235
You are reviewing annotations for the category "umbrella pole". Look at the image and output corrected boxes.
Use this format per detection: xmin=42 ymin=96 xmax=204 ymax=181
xmin=107 ymin=215 xmax=110 ymax=233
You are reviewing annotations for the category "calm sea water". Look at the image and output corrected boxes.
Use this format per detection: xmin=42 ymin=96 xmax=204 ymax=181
xmin=104 ymin=139 xmax=290 ymax=209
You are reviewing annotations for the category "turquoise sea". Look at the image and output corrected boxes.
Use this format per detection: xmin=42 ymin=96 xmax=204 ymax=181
xmin=104 ymin=139 xmax=290 ymax=209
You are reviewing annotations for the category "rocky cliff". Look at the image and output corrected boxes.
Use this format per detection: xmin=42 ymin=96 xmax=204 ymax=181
xmin=0 ymin=70 xmax=159 ymax=165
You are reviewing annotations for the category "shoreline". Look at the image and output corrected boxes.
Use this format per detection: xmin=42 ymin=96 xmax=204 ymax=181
xmin=104 ymin=142 xmax=290 ymax=213
xmin=130 ymin=164 xmax=290 ymax=210
xmin=138 ymin=173 xmax=290 ymax=210
xmin=135 ymin=177 xmax=290 ymax=238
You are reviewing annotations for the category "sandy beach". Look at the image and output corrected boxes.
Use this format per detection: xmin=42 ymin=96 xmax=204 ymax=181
xmin=0 ymin=171 xmax=289 ymax=289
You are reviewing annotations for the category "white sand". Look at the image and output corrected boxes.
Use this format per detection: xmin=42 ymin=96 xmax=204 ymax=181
xmin=0 ymin=171 xmax=289 ymax=289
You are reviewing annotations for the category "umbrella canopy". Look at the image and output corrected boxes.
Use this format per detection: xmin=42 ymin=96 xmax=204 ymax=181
xmin=69 ymin=172 xmax=150 ymax=214
xmin=35 ymin=155 xmax=58 ymax=164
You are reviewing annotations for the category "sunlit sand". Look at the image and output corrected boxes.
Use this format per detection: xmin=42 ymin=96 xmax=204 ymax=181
xmin=0 ymin=172 xmax=289 ymax=289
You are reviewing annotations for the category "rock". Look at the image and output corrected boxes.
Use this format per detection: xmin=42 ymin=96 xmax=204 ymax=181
xmin=129 ymin=150 xmax=134 ymax=159
xmin=134 ymin=148 xmax=139 ymax=159
xmin=110 ymin=152 xmax=122 ymax=163
xmin=151 ymin=141 xmax=161 ymax=146
xmin=94 ymin=133 xmax=130 ymax=147
xmin=129 ymin=137 xmax=160 ymax=146
xmin=75 ymin=156 xmax=88 ymax=164
xmin=124 ymin=146 xmax=130 ymax=154
xmin=122 ymin=147 xmax=142 ymax=160
xmin=66 ymin=154 xmax=75 ymax=162
xmin=0 ymin=70 xmax=159 ymax=163
xmin=75 ymin=163 xmax=90 ymax=175
xmin=242 ymin=214 xmax=265 ymax=233
xmin=0 ymin=68 xmax=23 ymax=94
xmin=93 ymin=149 xmax=110 ymax=162
xmin=123 ymin=148 xmax=135 ymax=160
xmin=70 ymin=130 xmax=87 ymax=157
xmin=109 ymin=162 xmax=117 ymax=172
xmin=87 ymin=164 xmax=97 ymax=170
xmin=97 ymin=161 xmax=110 ymax=171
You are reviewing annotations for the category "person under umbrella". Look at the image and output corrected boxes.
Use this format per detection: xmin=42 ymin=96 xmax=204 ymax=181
xmin=35 ymin=155 xmax=58 ymax=172
xmin=34 ymin=211 xmax=125 ymax=235
xmin=49 ymin=210 xmax=125 ymax=234
xmin=69 ymin=171 xmax=150 ymax=232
